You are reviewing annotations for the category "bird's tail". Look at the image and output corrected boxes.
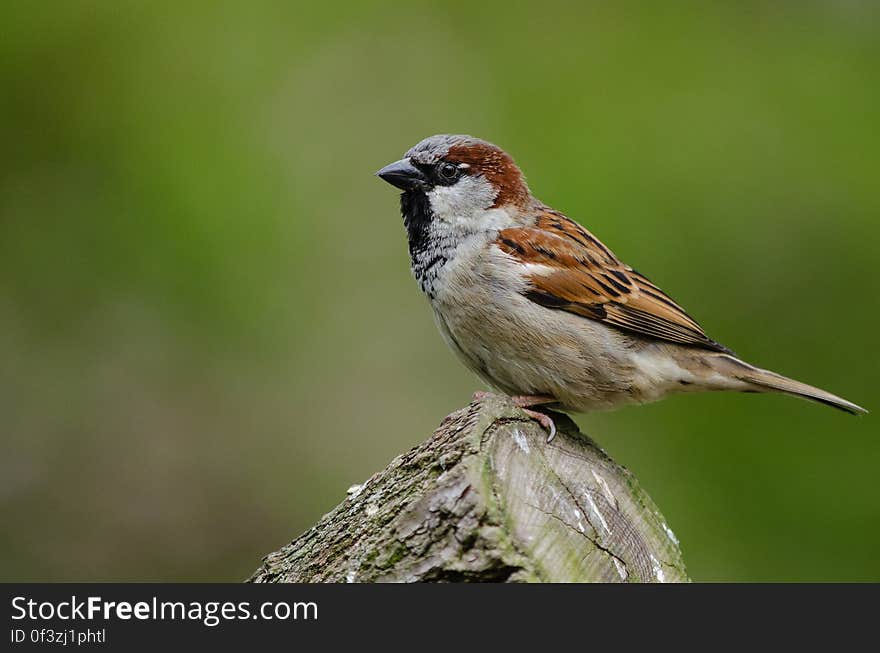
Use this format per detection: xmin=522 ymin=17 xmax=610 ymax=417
xmin=710 ymin=355 xmax=867 ymax=415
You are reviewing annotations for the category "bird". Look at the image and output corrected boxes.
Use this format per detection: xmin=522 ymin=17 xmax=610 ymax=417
xmin=376 ymin=134 xmax=866 ymax=440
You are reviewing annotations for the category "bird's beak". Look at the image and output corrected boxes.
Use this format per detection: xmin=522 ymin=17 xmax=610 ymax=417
xmin=375 ymin=158 xmax=427 ymax=191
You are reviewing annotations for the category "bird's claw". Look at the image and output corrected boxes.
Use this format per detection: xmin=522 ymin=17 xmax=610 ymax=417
xmin=522 ymin=408 xmax=557 ymax=443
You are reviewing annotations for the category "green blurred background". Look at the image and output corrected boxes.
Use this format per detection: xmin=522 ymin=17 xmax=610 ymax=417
xmin=1 ymin=1 xmax=878 ymax=582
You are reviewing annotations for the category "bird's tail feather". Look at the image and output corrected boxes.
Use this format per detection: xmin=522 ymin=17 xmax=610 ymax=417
xmin=711 ymin=355 xmax=867 ymax=415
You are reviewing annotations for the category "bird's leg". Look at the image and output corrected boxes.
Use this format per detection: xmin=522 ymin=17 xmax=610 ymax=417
xmin=470 ymin=392 xmax=558 ymax=442
xmin=510 ymin=394 xmax=556 ymax=408
xmin=510 ymin=395 xmax=558 ymax=443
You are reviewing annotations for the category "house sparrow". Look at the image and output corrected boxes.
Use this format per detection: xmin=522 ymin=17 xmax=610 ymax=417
xmin=376 ymin=134 xmax=866 ymax=440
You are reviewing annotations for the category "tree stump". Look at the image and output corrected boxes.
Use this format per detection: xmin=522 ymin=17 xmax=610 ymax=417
xmin=248 ymin=394 xmax=689 ymax=583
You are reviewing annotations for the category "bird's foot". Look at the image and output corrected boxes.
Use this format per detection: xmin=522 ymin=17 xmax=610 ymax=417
xmin=521 ymin=408 xmax=557 ymax=443
xmin=510 ymin=394 xmax=556 ymax=408
xmin=472 ymin=392 xmax=558 ymax=441
xmin=471 ymin=390 xmax=493 ymax=402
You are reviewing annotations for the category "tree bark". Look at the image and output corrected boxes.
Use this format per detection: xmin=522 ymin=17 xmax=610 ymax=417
xmin=248 ymin=394 xmax=689 ymax=583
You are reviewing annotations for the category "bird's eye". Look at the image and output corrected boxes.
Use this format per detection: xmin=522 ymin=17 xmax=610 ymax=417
xmin=437 ymin=162 xmax=460 ymax=182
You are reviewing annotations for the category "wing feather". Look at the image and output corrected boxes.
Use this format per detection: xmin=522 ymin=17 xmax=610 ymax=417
xmin=496 ymin=210 xmax=732 ymax=354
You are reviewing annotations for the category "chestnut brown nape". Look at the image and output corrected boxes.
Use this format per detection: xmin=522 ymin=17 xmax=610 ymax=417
xmin=444 ymin=140 xmax=531 ymax=208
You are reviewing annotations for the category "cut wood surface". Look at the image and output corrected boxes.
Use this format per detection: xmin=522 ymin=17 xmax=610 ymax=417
xmin=249 ymin=394 xmax=688 ymax=583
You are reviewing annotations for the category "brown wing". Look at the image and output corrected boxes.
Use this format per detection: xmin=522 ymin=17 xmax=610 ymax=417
xmin=496 ymin=210 xmax=732 ymax=353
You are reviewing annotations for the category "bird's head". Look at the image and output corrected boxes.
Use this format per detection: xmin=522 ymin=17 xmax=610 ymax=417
xmin=376 ymin=135 xmax=532 ymax=223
